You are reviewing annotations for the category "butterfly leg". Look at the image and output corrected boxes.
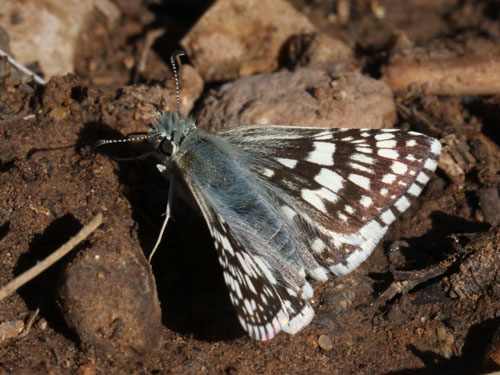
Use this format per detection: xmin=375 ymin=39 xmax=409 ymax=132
xmin=149 ymin=173 xmax=175 ymax=262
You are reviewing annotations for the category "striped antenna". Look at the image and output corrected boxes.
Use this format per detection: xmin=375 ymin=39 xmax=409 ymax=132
xmin=92 ymin=133 xmax=160 ymax=150
xmin=171 ymin=50 xmax=185 ymax=114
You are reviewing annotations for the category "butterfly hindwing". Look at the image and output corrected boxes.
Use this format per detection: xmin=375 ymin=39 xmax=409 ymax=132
xmin=181 ymin=179 xmax=314 ymax=340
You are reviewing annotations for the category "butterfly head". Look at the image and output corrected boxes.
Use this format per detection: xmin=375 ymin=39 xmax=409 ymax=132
xmin=148 ymin=112 xmax=196 ymax=157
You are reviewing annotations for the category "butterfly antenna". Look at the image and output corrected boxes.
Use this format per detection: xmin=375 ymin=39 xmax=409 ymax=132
xmin=91 ymin=133 xmax=160 ymax=152
xmin=170 ymin=50 xmax=185 ymax=115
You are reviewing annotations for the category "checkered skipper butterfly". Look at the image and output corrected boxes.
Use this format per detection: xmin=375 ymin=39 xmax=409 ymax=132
xmin=96 ymin=51 xmax=441 ymax=341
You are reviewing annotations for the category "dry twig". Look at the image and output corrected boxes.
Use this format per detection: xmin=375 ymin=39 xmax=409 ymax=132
xmin=0 ymin=48 xmax=46 ymax=85
xmin=0 ymin=213 xmax=103 ymax=301
xmin=134 ymin=28 xmax=166 ymax=82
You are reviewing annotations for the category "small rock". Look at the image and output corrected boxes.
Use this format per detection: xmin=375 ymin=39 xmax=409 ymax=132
xmin=318 ymin=334 xmax=333 ymax=351
xmin=181 ymin=0 xmax=317 ymax=81
xmin=0 ymin=320 xmax=24 ymax=343
xmin=436 ymin=326 xmax=455 ymax=359
xmin=307 ymin=334 xmax=319 ymax=348
xmin=436 ymin=326 xmax=447 ymax=342
xmin=78 ymin=363 xmax=97 ymax=375
xmin=477 ymin=187 xmax=500 ymax=227
xmin=36 ymin=318 xmax=48 ymax=331
xmin=283 ymin=33 xmax=352 ymax=70
xmin=195 ymin=69 xmax=396 ymax=132
xmin=49 ymin=106 xmax=71 ymax=122
xmin=58 ymin=220 xmax=162 ymax=360
xmin=0 ymin=0 xmax=120 ymax=78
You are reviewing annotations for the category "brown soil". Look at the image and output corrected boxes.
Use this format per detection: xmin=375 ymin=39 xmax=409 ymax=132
xmin=1 ymin=1 xmax=500 ymax=374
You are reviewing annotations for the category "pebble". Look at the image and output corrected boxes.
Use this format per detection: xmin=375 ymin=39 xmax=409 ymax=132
xmin=318 ymin=335 xmax=333 ymax=351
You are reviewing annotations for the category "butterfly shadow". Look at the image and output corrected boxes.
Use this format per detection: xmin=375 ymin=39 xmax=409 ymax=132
xmin=82 ymin=121 xmax=244 ymax=342
xmin=371 ymin=210 xmax=490 ymax=296
xmin=150 ymin=207 xmax=245 ymax=342
xmin=395 ymin=211 xmax=489 ymax=269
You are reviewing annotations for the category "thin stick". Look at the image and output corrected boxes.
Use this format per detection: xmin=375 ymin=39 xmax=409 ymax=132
xmin=0 ymin=213 xmax=103 ymax=301
xmin=0 ymin=48 xmax=46 ymax=85
xmin=18 ymin=307 xmax=40 ymax=338
xmin=134 ymin=28 xmax=165 ymax=83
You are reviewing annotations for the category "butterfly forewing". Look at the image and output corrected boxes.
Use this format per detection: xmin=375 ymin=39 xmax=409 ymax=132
xmin=218 ymin=126 xmax=441 ymax=275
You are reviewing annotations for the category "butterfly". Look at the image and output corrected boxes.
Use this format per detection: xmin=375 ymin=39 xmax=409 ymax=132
xmin=96 ymin=52 xmax=441 ymax=341
xmin=143 ymin=112 xmax=441 ymax=341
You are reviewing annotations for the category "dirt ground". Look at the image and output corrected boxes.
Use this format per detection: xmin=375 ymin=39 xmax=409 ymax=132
xmin=1 ymin=0 xmax=500 ymax=374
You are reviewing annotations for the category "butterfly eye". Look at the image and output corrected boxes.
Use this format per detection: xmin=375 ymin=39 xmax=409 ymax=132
xmin=159 ymin=139 xmax=174 ymax=156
